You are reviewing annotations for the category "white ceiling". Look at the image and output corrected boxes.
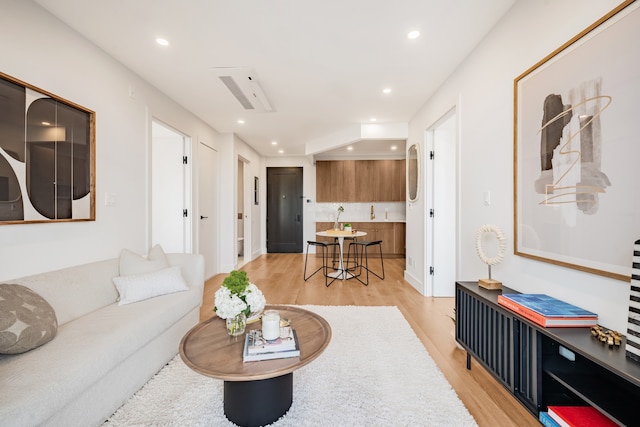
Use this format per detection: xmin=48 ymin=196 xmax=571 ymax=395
xmin=34 ymin=0 xmax=516 ymax=158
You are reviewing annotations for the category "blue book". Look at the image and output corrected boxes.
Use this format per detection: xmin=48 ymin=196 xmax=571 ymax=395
xmin=539 ymin=411 xmax=560 ymax=427
xmin=499 ymin=294 xmax=597 ymax=318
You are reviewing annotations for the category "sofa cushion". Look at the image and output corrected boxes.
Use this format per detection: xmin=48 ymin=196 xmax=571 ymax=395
xmin=119 ymin=244 xmax=169 ymax=276
xmin=113 ymin=266 xmax=188 ymax=305
xmin=12 ymin=259 xmax=120 ymax=327
xmin=0 ymin=285 xmax=201 ymax=425
xmin=0 ymin=284 xmax=58 ymax=354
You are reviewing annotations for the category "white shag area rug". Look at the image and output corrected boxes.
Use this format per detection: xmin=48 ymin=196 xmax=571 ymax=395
xmin=104 ymin=305 xmax=477 ymax=426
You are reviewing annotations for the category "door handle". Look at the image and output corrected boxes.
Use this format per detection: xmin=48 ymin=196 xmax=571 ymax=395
xmin=200 ymin=215 xmax=208 ymax=219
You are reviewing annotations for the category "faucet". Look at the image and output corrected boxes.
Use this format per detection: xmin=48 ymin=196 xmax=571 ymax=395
xmin=370 ymin=204 xmax=375 ymax=220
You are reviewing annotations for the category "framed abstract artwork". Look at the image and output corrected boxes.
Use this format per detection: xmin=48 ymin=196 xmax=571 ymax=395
xmin=514 ymin=1 xmax=639 ymax=281
xmin=0 ymin=72 xmax=95 ymax=224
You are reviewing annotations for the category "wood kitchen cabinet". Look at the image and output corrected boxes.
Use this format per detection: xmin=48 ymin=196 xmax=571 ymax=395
xmin=352 ymin=222 xmax=393 ymax=251
xmin=354 ymin=161 xmax=375 ymax=202
xmin=316 ymin=160 xmax=405 ymax=202
xmin=315 ymin=221 xmax=405 ymax=257
xmin=391 ymin=160 xmax=406 ymax=202
xmin=351 ymin=221 xmax=405 ymax=257
xmin=315 ymin=161 xmax=332 ymax=202
xmin=338 ymin=160 xmax=356 ymax=201
xmin=356 ymin=160 xmax=406 ymax=202
xmin=393 ymin=223 xmax=405 ymax=256
xmin=315 ymin=160 xmax=355 ymax=202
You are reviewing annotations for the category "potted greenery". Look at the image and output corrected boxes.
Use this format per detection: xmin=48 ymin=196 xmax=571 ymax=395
xmin=343 ymin=223 xmax=352 ymax=232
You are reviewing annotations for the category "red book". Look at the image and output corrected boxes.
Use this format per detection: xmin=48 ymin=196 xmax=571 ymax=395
xmin=497 ymin=295 xmax=597 ymax=327
xmin=547 ymin=406 xmax=617 ymax=427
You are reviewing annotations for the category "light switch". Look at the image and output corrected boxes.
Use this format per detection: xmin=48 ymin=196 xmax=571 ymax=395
xmin=105 ymin=193 xmax=117 ymax=206
xmin=483 ymin=191 xmax=491 ymax=206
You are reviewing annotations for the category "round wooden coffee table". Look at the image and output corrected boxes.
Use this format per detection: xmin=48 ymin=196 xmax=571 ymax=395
xmin=179 ymin=305 xmax=331 ymax=427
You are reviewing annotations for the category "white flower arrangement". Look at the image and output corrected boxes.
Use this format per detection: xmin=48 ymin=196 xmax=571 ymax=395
xmin=214 ymin=270 xmax=266 ymax=319
xmin=243 ymin=283 xmax=266 ymax=314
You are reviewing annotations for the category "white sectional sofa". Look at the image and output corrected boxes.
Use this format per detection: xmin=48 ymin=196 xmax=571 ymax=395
xmin=0 ymin=251 xmax=205 ymax=427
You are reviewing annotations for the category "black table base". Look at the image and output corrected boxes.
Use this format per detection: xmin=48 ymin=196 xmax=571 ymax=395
xmin=224 ymin=373 xmax=293 ymax=427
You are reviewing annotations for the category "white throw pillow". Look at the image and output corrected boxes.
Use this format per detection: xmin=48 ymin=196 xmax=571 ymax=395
xmin=112 ymin=266 xmax=188 ymax=306
xmin=119 ymin=244 xmax=169 ymax=276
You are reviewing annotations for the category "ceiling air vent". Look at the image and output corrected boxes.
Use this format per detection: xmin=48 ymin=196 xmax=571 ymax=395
xmin=212 ymin=67 xmax=273 ymax=112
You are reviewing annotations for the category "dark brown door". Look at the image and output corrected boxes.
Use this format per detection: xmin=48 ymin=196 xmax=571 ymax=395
xmin=266 ymin=167 xmax=303 ymax=253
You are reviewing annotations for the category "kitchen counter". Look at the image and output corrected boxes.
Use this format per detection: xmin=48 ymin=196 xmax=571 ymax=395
xmin=315 ymin=218 xmax=405 ymax=223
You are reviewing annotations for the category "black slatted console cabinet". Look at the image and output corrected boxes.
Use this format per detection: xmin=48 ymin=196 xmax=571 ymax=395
xmin=456 ymin=281 xmax=640 ymax=426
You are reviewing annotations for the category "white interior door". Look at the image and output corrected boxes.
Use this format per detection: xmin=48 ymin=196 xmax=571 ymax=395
xmin=242 ymin=160 xmax=252 ymax=264
xmin=237 ymin=156 xmax=252 ymax=267
xmin=426 ymin=109 xmax=457 ymax=296
xmin=198 ymin=142 xmax=218 ymax=279
xmin=151 ymin=121 xmax=190 ymax=253
xmin=237 ymin=159 xmax=244 ymax=262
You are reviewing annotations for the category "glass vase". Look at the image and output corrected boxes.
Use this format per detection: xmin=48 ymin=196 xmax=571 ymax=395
xmin=226 ymin=312 xmax=247 ymax=336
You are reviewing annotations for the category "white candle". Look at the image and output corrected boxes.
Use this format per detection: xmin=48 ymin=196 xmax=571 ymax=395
xmin=262 ymin=310 xmax=280 ymax=341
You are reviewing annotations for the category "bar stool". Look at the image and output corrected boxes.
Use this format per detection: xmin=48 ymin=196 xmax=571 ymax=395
xmin=304 ymin=240 xmax=339 ymax=287
xmin=346 ymin=240 xmax=385 ymax=286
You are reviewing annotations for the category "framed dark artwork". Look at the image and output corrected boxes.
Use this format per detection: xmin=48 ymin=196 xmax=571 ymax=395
xmin=0 ymin=72 xmax=95 ymax=224
xmin=514 ymin=1 xmax=639 ymax=282
xmin=254 ymin=176 xmax=259 ymax=205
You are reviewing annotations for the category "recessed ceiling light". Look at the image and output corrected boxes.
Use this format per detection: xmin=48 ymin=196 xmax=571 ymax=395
xmin=278 ymin=149 xmax=284 ymax=154
xmin=41 ymin=121 xmax=51 ymax=126
xmin=407 ymin=30 xmax=420 ymax=40
xmin=271 ymin=141 xmax=278 ymax=145
xmin=347 ymin=146 xmax=354 ymax=151
xmin=370 ymin=117 xmax=377 ymax=122
xmin=237 ymin=119 xmax=245 ymax=124
xmin=155 ymin=37 xmax=170 ymax=46
xmin=391 ymin=145 xmax=398 ymax=151
xmin=382 ymin=88 xmax=392 ymax=94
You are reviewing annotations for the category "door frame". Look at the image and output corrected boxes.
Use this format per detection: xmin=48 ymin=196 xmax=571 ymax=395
xmin=424 ymin=108 xmax=458 ymax=297
xmin=150 ymin=119 xmax=192 ymax=253
xmin=237 ymin=156 xmax=252 ymax=267
xmin=198 ymin=141 xmax=219 ymax=279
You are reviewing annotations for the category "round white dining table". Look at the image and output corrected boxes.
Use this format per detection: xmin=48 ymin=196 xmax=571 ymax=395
xmin=315 ymin=230 xmax=367 ymax=279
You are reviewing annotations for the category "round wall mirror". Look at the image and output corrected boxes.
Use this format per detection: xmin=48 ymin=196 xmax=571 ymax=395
xmin=407 ymin=144 xmax=419 ymax=201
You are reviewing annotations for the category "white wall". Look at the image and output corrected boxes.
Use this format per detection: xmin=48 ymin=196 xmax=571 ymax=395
xmin=0 ymin=1 xmax=224 ymax=280
xmin=406 ymin=0 xmax=631 ymax=331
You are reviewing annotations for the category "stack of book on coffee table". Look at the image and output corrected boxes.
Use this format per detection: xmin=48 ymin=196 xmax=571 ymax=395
xmin=497 ymin=293 xmax=597 ymax=328
xmin=243 ymin=326 xmax=300 ymax=362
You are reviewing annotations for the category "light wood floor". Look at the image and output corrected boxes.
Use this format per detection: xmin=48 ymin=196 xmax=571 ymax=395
xmin=201 ymin=253 xmax=539 ymax=427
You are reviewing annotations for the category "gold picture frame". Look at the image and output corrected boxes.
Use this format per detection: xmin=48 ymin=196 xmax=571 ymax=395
xmin=514 ymin=1 xmax=639 ymax=282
